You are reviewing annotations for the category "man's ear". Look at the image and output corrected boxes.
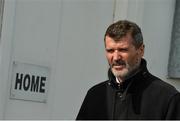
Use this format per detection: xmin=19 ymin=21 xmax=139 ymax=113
xmin=139 ymin=44 xmax=145 ymax=57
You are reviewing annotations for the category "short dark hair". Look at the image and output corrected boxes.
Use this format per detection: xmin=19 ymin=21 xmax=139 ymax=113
xmin=104 ymin=20 xmax=143 ymax=49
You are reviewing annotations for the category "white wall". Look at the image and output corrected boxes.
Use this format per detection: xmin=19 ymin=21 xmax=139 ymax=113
xmin=51 ymin=0 xmax=113 ymax=119
xmin=0 ymin=0 xmax=113 ymax=119
xmin=1 ymin=0 xmax=63 ymax=119
xmin=0 ymin=0 xmax=16 ymax=118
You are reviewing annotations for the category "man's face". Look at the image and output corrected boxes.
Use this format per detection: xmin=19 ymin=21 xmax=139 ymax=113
xmin=105 ymin=34 xmax=144 ymax=80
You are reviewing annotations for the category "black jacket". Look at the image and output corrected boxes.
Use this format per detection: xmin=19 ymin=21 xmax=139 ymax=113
xmin=76 ymin=59 xmax=180 ymax=120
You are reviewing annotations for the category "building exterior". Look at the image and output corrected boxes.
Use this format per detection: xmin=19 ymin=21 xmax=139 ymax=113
xmin=0 ymin=0 xmax=179 ymax=119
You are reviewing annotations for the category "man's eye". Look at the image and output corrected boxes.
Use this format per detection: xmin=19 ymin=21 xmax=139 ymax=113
xmin=106 ymin=49 xmax=114 ymax=53
xmin=119 ymin=48 xmax=128 ymax=52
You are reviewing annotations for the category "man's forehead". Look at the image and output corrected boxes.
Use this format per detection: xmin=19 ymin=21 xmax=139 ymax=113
xmin=105 ymin=34 xmax=134 ymax=44
xmin=105 ymin=36 xmax=134 ymax=49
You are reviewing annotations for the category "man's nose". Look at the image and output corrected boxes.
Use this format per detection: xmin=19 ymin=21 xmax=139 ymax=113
xmin=113 ymin=51 xmax=121 ymax=60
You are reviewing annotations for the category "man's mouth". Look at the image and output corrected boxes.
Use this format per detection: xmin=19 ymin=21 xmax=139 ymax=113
xmin=112 ymin=60 xmax=126 ymax=70
xmin=113 ymin=65 xmax=125 ymax=70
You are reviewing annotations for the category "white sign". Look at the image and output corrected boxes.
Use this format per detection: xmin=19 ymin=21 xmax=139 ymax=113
xmin=10 ymin=61 xmax=50 ymax=103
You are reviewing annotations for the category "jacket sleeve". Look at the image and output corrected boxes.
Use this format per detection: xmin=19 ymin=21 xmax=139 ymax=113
xmin=165 ymin=93 xmax=180 ymax=119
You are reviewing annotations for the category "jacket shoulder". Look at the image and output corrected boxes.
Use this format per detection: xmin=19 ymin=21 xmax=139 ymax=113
xmin=149 ymin=74 xmax=179 ymax=95
xmin=87 ymin=80 xmax=109 ymax=95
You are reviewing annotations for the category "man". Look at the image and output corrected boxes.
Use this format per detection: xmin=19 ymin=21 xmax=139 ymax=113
xmin=76 ymin=20 xmax=180 ymax=120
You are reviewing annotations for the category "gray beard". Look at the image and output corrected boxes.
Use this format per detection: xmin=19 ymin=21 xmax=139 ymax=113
xmin=112 ymin=60 xmax=141 ymax=81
